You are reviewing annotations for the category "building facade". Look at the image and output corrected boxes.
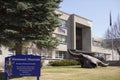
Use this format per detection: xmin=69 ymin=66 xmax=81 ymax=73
xmin=38 ymin=10 xmax=92 ymax=65
xmin=49 ymin=10 xmax=92 ymax=60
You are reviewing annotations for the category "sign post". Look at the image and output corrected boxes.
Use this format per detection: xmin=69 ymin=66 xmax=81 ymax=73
xmin=37 ymin=76 xmax=39 ymax=80
xmin=5 ymin=55 xmax=41 ymax=80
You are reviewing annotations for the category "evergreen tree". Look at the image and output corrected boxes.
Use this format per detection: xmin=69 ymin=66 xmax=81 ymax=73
xmin=0 ymin=0 xmax=62 ymax=54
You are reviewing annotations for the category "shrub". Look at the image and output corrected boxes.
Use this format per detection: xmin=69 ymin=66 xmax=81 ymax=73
xmin=49 ymin=60 xmax=78 ymax=66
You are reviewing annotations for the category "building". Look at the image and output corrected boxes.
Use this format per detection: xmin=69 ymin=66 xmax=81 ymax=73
xmin=0 ymin=10 xmax=119 ymax=67
xmin=43 ymin=10 xmax=92 ymax=60
xmin=39 ymin=10 xmax=92 ymax=65
xmin=92 ymin=36 xmax=120 ymax=61
xmin=0 ymin=10 xmax=92 ymax=66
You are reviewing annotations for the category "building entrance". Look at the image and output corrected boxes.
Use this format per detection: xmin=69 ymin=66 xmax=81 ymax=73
xmin=76 ymin=27 xmax=82 ymax=50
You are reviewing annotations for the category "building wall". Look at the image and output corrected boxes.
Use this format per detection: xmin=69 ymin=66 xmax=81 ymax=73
xmin=68 ymin=14 xmax=92 ymax=51
xmin=0 ymin=46 xmax=12 ymax=70
xmin=0 ymin=46 xmax=12 ymax=62
xmin=82 ymin=27 xmax=91 ymax=51
xmin=67 ymin=15 xmax=74 ymax=49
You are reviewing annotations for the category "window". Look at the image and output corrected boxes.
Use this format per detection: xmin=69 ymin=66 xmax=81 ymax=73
xmin=56 ymin=34 xmax=67 ymax=44
xmin=27 ymin=48 xmax=33 ymax=54
xmin=93 ymin=40 xmax=102 ymax=46
xmin=59 ymin=19 xmax=66 ymax=28
xmin=55 ymin=51 xmax=65 ymax=59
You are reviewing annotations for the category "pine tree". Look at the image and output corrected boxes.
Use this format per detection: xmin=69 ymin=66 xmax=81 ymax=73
xmin=0 ymin=0 xmax=62 ymax=54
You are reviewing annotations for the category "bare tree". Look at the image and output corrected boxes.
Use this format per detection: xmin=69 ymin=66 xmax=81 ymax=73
xmin=104 ymin=16 xmax=120 ymax=58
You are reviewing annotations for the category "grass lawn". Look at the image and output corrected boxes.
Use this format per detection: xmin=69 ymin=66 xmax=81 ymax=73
xmin=8 ymin=66 xmax=120 ymax=80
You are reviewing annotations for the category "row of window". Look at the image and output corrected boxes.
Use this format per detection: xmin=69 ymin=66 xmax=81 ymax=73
xmin=0 ymin=49 xmax=65 ymax=59
xmin=55 ymin=19 xmax=67 ymax=44
xmin=55 ymin=51 xmax=65 ymax=59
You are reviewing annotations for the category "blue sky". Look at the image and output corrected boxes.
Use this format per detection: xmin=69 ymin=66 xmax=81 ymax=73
xmin=59 ymin=0 xmax=120 ymax=38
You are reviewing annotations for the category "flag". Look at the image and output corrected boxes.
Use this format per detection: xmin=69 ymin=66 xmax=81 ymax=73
xmin=110 ymin=12 xmax=112 ymax=26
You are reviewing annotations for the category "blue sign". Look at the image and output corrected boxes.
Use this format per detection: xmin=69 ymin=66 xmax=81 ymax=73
xmin=5 ymin=55 xmax=41 ymax=80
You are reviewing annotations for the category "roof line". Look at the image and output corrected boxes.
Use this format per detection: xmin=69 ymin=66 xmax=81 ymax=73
xmin=72 ymin=14 xmax=92 ymax=22
xmin=56 ymin=9 xmax=70 ymax=15
xmin=57 ymin=9 xmax=92 ymax=22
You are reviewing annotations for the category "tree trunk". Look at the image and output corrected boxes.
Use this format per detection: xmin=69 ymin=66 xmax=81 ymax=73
xmin=15 ymin=41 xmax=22 ymax=54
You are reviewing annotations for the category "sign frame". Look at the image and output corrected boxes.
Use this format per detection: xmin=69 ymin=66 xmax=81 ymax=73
xmin=5 ymin=55 xmax=41 ymax=80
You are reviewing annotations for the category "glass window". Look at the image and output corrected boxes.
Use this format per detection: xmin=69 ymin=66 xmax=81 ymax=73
xmin=55 ymin=51 xmax=65 ymax=59
xmin=59 ymin=19 xmax=66 ymax=28
xmin=56 ymin=34 xmax=67 ymax=44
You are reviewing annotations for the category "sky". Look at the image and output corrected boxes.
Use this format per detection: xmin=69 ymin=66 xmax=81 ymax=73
xmin=59 ymin=0 xmax=120 ymax=38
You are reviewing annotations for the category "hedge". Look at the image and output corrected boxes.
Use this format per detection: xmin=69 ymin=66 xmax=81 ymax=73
xmin=49 ymin=60 xmax=78 ymax=66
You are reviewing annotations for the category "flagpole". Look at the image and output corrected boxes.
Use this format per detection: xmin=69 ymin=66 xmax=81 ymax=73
xmin=111 ymin=28 xmax=114 ymax=60
xmin=110 ymin=11 xmax=114 ymax=60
